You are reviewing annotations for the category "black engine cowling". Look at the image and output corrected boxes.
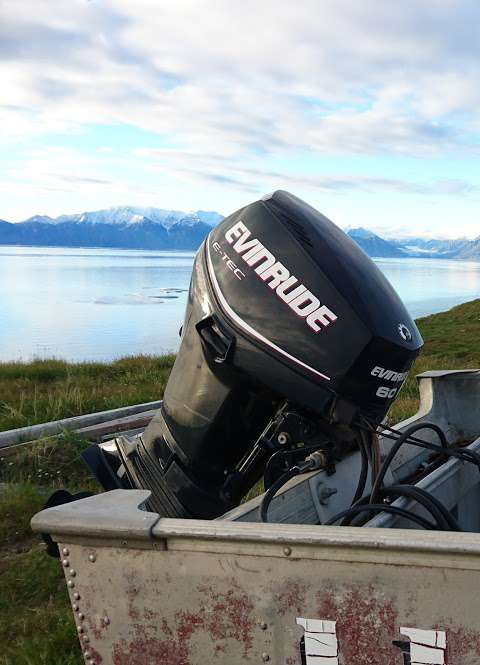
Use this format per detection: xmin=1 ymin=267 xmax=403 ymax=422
xmin=125 ymin=191 xmax=423 ymax=519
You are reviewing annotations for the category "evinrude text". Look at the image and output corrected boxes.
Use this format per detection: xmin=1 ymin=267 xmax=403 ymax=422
xmin=224 ymin=220 xmax=338 ymax=333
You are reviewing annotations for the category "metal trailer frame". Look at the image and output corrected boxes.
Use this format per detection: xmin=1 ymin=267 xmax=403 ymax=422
xmin=31 ymin=370 xmax=480 ymax=665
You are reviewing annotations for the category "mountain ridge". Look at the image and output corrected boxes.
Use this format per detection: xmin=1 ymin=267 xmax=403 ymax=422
xmin=346 ymin=228 xmax=406 ymax=258
xmin=0 ymin=209 xmax=479 ymax=259
xmin=21 ymin=206 xmax=223 ymax=229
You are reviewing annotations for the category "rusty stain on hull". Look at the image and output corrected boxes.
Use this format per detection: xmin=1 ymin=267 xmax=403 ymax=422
xmin=35 ymin=487 xmax=480 ymax=665
xmin=317 ymin=584 xmax=399 ymax=665
xmin=441 ymin=626 xmax=480 ymax=664
xmin=112 ymin=578 xmax=256 ymax=664
xmin=273 ymin=579 xmax=307 ymax=617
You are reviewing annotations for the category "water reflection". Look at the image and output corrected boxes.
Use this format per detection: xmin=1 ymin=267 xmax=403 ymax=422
xmin=375 ymin=257 xmax=480 ymax=318
xmin=0 ymin=247 xmax=478 ymax=361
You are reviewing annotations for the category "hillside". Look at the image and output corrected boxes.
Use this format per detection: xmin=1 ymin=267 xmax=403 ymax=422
xmin=390 ymin=298 xmax=480 ymax=422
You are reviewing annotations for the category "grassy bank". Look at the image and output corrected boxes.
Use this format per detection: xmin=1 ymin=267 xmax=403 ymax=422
xmin=0 ymin=299 xmax=479 ymax=664
xmin=0 ymin=354 xmax=175 ymax=432
xmin=0 ymin=355 xmax=174 ymax=665
xmin=388 ymin=298 xmax=480 ymax=423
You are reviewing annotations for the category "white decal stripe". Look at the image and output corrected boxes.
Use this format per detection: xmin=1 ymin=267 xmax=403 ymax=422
xmin=401 ymin=627 xmax=446 ymax=665
xmin=297 ymin=618 xmax=338 ymax=664
xmin=206 ymin=241 xmax=330 ymax=382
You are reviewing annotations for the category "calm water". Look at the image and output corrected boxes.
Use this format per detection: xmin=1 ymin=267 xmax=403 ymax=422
xmin=0 ymin=246 xmax=479 ymax=362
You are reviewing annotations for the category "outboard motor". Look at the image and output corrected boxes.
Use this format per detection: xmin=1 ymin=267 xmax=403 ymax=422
xmin=85 ymin=191 xmax=423 ymax=519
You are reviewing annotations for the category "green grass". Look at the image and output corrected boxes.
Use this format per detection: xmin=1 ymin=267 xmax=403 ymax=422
xmin=0 ymin=354 xmax=174 ymax=432
xmin=0 ymin=299 xmax=479 ymax=663
xmin=0 ymin=435 xmax=98 ymax=665
xmin=388 ymin=298 xmax=480 ymax=423
xmin=0 ymin=545 xmax=81 ymax=665
xmin=0 ymin=355 xmax=175 ymax=664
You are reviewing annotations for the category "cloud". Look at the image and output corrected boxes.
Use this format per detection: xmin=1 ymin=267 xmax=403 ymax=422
xmin=55 ymin=174 xmax=113 ymax=186
xmin=135 ymin=148 xmax=479 ymax=198
xmin=1 ymin=0 xmax=480 ymax=232
xmin=1 ymin=147 xmax=166 ymax=217
xmin=0 ymin=20 xmax=90 ymax=61
xmin=2 ymin=0 xmax=480 ymax=155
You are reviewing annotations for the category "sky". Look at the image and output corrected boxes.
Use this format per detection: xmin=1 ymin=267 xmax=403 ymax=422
xmin=1 ymin=0 xmax=480 ymax=238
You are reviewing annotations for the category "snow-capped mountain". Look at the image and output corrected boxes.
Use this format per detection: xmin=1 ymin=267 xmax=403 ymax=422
xmin=389 ymin=236 xmax=472 ymax=257
xmin=345 ymin=227 xmax=480 ymax=260
xmin=0 ymin=207 xmax=224 ymax=251
xmin=0 ymin=210 xmax=479 ymax=258
xmin=23 ymin=214 xmax=55 ymax=224
xmin=346 ymin=228 xmax=407 ymax=257
xmin=38 ymin=206 xmax=224 ymax=228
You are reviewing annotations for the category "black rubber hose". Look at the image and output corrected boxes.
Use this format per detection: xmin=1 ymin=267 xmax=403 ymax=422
xmin=339 ymin=485 xmax=453 ymax=530
xmin=325 ymin=504 xmax=437 ymax=530
xmin=351 ymin=431 xmax=369 ymax=506
xmin=367 ymin=425 xmax=480 ymax=471
xmin=260 ymin=466 xmax=300 ymax=523
xmin=370 ymin=422 xmax=449 ymax=504
xmin=457 ymin=448 xmax=480 ymax=464
xmin=385 ymin=484 xmax=462 ymax=531
xmin=263 ymin=450 xmax=286 ymax=490
xmin=374 ymin=420 xmax=480 ymax=468
xmin=377 ymin=421 xmax=449 ymax=457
